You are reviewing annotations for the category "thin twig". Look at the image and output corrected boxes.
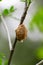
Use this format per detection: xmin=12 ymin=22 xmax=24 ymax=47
xmin=36 ymin=60 xmax=43 ymax=65
xmin=25 ymin=0 xmax=27 ymax=8
xmin=8 ymin=0 xmax=31 ymax=65
xmin=28 ymin=0 xmax=31 ymax=8
xmin=20 ymin=0 xmax=27 ymax=24
xmin=8 ymin=37 xmax=17 ymax=65
xmin=1 ymin=15 xmax=12 ymax=51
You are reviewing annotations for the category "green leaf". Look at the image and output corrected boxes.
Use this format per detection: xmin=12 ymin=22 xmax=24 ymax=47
xmin=10 ymin=6 xmax=15 ymax=12
xmin=3 ymin=9 xmax=9 ymax=16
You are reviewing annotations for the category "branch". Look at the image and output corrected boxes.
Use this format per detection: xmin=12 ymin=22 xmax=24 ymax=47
xmin=8 ymin=37 xmax=17 ymax=65
xmin=20 ymin=0 xmax=27 ymax=24
xmin=1 ymin=15 xmax=12 ymax=51
xmin=8 ymin=0 xmax=31 ymax=65
xmin=28 ymin=0 xmax=31 ymax=7
xmin=36 ymin=60 xmax=43 ymax=65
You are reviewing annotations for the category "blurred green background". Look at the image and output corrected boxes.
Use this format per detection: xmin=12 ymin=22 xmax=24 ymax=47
xmin=0 ymin=0 xmax=43 ymax=65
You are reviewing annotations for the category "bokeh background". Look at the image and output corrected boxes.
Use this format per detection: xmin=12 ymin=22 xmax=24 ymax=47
xmin=0 ymin=0 xmax=43 ymax=65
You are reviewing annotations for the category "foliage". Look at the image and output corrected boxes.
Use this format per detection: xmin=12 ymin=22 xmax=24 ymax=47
xmin=2 ymin=6 xmax=15 ymax=16
xmin=29 ymin=8 xmax=43 ymax=32
xmin=10 ymin=6 xmax=15 ymax=12
xmin=36 ymin=47 xmax=43 ymax=60
xmin=0 ymin=54 xmax=8 ymax=65
xmin=3 ymin=9 xmax=9 ymax=16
